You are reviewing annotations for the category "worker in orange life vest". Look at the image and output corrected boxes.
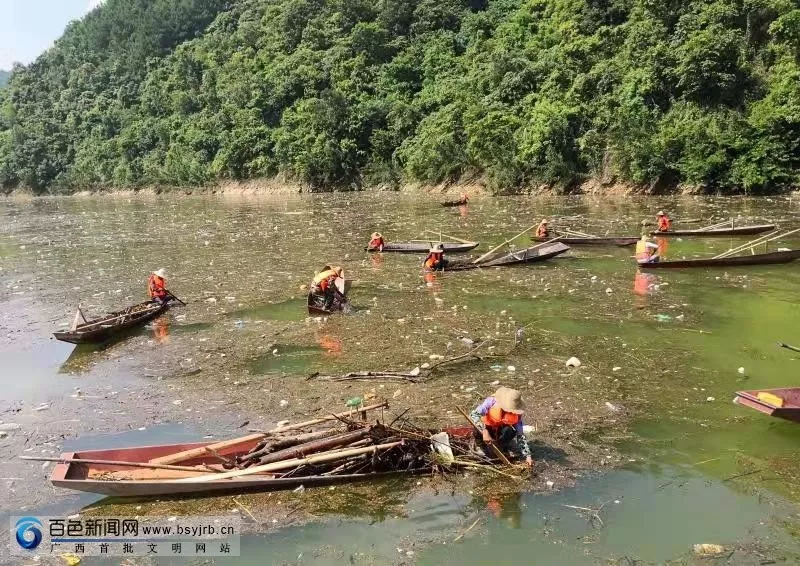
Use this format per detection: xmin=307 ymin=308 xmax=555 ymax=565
xmin=367 ymin=232 xmax=385 ymax=251
xmin=535 ymin=218 xmax=549 ymax=239
xmin=458 ymin=193 xmax=469 ymax=205
xmin=656 ymin=211 xmax=672 ymax=232
xmin=311 ymin=265 xmax=345 ymax=309
xmin=635 ymin=235 xmax=660 ymax=264
xmin=148 ymin=268 xmax=169 ymax=304
xmin=470 ymin=387 xmax=533 ymax=467
xmin=423 ymin=243 xmax=448 ymax=271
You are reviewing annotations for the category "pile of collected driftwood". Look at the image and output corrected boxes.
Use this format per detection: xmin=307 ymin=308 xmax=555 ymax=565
xmin=169 ymin=401 xmax=511 ymax=485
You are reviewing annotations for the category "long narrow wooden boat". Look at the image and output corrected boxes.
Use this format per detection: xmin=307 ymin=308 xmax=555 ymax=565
xmin=734 ymin=388 xmax=800 ymax=423
xmin=639 ymin=249 xmax=800 ymax=270
xmin=53 ymin=301 xmax=169 ymax=344
xmin=49 ymin=441 xmax=419 ymax=497
xmin=443 ymin=242 xmax=570 ymax=271
xmin=441 ymin=198 xmax=468 ymax=207
xmin=651 ymin=224 xmax=776 ymax=237
xmin=533 ymin=236 xmax=638 ymax=247
xmin=366 ymin=241 xmax=478 ymax=253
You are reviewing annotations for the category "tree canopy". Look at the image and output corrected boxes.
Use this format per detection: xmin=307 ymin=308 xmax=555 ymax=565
xmin=1 ymin=0 xmax=799 ymax=194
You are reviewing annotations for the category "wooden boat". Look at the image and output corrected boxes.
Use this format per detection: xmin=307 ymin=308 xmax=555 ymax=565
xmin=48 ymin=440 xmax=414 ymax=497
xmin=533 ymin=235 xmax=638 ymax=247
xmin=734 ymin=388 xmax=800 ymax=423
xmin=651 ymin=224 xmax=776 ymax=237
xmin=366 ymin=241 xmax=478 ymax=253
xmin=441 ymin=198 xmax=468 ymax=207
xmin=639 ymin=249 xmax=800 ymax=270
xmin=443 ymin=242 xmax=570 ymax=271
xmin=53 ymin=301 xmax=169 ymax=344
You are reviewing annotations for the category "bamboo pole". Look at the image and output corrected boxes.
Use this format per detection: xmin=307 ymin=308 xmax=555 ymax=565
xmin=714 ymin=229 xmax=799 ymax=259
xmin=149 ymin=401 xmax=388 ymax=465
xmin=699 ymin=219 xmax=733 ymax=231
xmin=559 ymin=228 xmax=596 ymax=238
xmin=20 ymin=456 xmax=218 ymax=473
xmin=711 ymin=231 xmax=779 ymax=258
xmin=173 ymin=441 xmax=404 ymax=483
xmin=473 ymin=224 xmax=537 ymax=264
xmin=424 ymin=230 xmax=476 ymax=245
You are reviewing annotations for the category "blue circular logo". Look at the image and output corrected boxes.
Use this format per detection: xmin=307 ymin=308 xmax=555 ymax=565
xmin=15 ymin=517 xmax=43 ymax=550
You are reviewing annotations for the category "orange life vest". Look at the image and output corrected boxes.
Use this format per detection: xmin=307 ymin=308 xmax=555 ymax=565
xmin=424 ymin=252 xmax=444 ymax=270
xmin=635 ymin=239 xmax=653 ymax=262
xmin=481 ymin=403 xmax=520 ymax=429
xmin=148 ymin=275 xmax=167 ymax=299
xmin=369 ymin=237 xmax=385 ymax=250
xmin=536 ymin=225 xmax=549 ymax=238
xmin=657 ymin=215 xmax=671 ymax=231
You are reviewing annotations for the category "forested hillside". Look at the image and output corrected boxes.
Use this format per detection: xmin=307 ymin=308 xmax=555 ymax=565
xmin=0 ymin=71 xmax=9 ymax=88
xmin=1 ymin=0 xmax=799 ymax=194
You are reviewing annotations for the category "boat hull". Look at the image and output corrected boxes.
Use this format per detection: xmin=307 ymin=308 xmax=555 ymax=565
xmin=734 ymin=388 xmax=800 ymax=423
xmin=53 ymin=301 xmax=169 ymax=344
xmin=445 ymin=242 xmax=570 ymax=271
xmin=366 ymin=242 xmax=478 ymax=253
xmin=651 ymin=224 xmax=776 ymax=237
xmin=639 ymin=250 xmax=800 ymax=269
xmin=49 ymin=442 xmax=415 ymax=497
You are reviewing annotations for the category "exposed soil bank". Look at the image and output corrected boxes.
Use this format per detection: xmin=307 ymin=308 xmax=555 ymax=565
xmin=4 ymin=175 xmax=794 ymax=199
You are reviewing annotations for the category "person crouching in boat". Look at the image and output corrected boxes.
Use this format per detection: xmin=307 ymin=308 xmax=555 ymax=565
xmin=311 ymin=265 xmax=345 ymax=310
xmin=458 ymin=193 xmax=470 ymax=205
xmin=367 ymin=232 xmax=385 ymax=251
xmin=148 ymin=268 xmax=169 ymax=304
xmin=656 ymin=211 xmax=672 ymax=232
xmin=636 ymin=235 xmax=660 ymax=264
xmin=423 ymin=243 xmax=448 ymax=271
xmin=536 ymin=218 xmax=549 ymax=239
xmin=470 ymin=387 xmax=533 ymax=467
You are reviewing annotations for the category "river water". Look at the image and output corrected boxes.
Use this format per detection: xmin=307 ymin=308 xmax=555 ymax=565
xmin=1 ymin=193 xmax=799 ymax=564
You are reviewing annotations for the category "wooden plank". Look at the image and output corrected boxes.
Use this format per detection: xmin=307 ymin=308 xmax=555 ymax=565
xmin=473 ymin=224 xmax=538 ymax=264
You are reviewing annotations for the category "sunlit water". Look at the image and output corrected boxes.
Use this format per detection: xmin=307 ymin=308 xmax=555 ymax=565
xmin=1 ymin=193 xmax=799 ymax=563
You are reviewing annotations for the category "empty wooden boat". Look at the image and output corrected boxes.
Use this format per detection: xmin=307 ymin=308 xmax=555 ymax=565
xmin=443 ymin=242 xmax=570 ymax=271
xmin=651 ymin=224 xmax=776 ymax=237
xmin=734 ymin=388 xmax=800 ymax=423
xmin=53 ymin=301 xmax=169 ymax=344
xmin=366 ymin=241 xmax=478 ymax=253
xmin=639 ymin=249 xmax=800 ymax=269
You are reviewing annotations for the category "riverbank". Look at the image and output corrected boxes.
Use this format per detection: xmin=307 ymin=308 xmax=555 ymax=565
xmin=5 ymin=175 xmax=794 ymax=199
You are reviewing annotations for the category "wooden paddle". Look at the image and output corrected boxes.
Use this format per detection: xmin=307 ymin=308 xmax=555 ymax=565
xmin=166 ymin=291 xmax=186 ymax=306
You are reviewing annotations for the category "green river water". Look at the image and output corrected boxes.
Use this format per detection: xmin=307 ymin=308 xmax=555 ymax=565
xmin=1 ymin=193 xmax=799 ymax=564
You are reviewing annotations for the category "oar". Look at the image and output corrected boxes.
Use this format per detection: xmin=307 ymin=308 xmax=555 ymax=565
xmin=166 ymin=291 xmax=186 ymax=306
xmin=778 ymin=342 xmax=800 ymax=353
xmin=473 ymin=224 xmax=537 ymax=264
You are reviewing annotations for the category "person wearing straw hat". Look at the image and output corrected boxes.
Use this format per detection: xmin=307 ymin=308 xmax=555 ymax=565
xmin=311 ymin=265 xmax=346 ymax=310
xmin=148 ymin=268 xmax=169 ymax=304
xmin=470 ymin=387 xmax=533 ymax=467
xmin=656 ymin=210 xmax=672 ymax=232
xmin=535 ymin=218 xmax=550 ymax=239
xmin=367 ymin=232 xmax=386 ymax=252
xmin=423 ymin=243 xmax=448 ymax=271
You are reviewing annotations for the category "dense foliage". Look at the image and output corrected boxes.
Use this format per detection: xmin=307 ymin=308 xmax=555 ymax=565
xmin=0 ymin=70 xmax=9 ymax=88
xmin=1 ymin=0 xmax=799 ymax=194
